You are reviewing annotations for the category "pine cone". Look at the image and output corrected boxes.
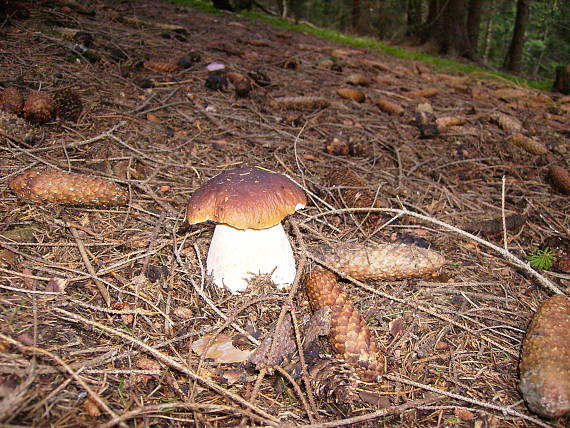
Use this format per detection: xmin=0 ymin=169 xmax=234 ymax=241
xmin=53 ymin=89 xmax=83 ymax=122
xmin=9 ymin=168 xmax=128 ymax=206
xmin=491 ymin=112 xmax=522 ymax=134
xmin=336 ymin=88 xmax=365 ymax=103
xmin=549 ymin=165 xmax=570 ymax=195
xmin=22 ymin=91 xmax=54 ymax=124
xmin=304 ymin=268 xmax=384 ymax=382
xmin=511 ymin=133 xmax=548 ymax=155
xmin=313 ymin=242 xmax=445 ymax=281
xmin=0 ymin=87 xmax=24 ymax=115
xmin=143 ymin=60 xmax=180 ymax=73
xmin=308 ymin=354 xmax=359 ymax=404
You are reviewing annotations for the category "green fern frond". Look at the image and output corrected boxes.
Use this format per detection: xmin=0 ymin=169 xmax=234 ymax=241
xmin=527 ymin=248 xmax=556 ymax=270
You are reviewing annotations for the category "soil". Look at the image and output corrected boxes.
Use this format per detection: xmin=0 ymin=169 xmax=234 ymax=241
xmin=0 ymin=0 xmax=569 ymax=426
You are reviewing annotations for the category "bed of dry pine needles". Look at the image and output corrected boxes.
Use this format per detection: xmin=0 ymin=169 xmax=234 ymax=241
xmin=0 ymin=0 xmax=569 ymax=426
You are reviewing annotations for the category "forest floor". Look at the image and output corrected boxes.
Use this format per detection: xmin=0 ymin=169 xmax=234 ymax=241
xmin=0 ymin=0 xmax=569 ymax=427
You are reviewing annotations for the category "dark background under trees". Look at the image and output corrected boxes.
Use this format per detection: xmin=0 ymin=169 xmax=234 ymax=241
xmin=223 ymin=0 xmax=570 ymax=81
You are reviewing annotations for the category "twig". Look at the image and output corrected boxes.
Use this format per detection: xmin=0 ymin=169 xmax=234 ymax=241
xmin=0 ymin=333 xmax=127 ymax=428
xmin=98 ymin=402 xmax=273 ymax=428
xmin=68 ymin=223 xmax=111 ymax=306
xmin=384 ymin=374 xmax=553 ymax=428
xmin=309 ymin=252 xmax=519 ymax=358
xmin=303 ymin=207 xmax=564 ymax=295
xmin=300 ymin=394 xmax=444 ymax=427
xmin=53 ymin=308 xmax=280 ymax=425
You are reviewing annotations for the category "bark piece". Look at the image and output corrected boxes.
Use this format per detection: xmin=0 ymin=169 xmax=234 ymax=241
xmin=553 ymin=66 xmax=570 ymax=95
xmin=248 ymin=313 xmax=296 ymax=371
xmin=519 ymin=294 xmax=570 ymax=418
xmin=304 ymin=268 xmax=384 ymax=382
xmin=314 ymin=242 xmax=445 ymax=281
xmin=9 ymin=168 xmax=128 ymax=206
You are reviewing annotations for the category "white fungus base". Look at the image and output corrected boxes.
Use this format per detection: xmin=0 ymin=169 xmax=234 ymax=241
xmin=206 ymin=223 xmax=296 ymax=294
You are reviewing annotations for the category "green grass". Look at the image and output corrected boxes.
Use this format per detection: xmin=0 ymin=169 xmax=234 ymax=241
xmin=173 ymin=0 xmax=553 ymax=91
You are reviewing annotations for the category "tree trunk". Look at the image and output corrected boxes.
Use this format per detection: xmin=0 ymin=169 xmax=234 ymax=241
xmin=406 ymin=0 xmax=423 ymax=37
xmin=351 ymin=0 xmax=371 ymax=35
xmin=553 ymin=66 xmax=570 ymax=94
xmin=421 ymin=0 xmax=474 ymax=58
xmin=481 ymin=0 xmax=496 ymax=62
xmin=352 ymin=0 xmax=362 ymax=33
xmin=503 ymin=0 xmax=532 ymax=73
xmin=467 ymin=0 xmax=485 ymax=51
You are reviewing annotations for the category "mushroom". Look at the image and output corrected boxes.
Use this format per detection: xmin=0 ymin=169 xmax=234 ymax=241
xmin=186 ymin=166 xmax=307 ymax=293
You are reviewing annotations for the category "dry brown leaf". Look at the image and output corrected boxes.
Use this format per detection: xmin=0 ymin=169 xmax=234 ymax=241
xmin=136 ymin=357 xmax=161 ymax=371
xmin=84 ymin=397 xmax=101 ymax=417
xmin=454 ymin=407 xmax=476 ymax=421
xmin=192 ymin=334 xmax=252 ymax=363
xmin=173 ymin=306 xmax=194 ymax=320
xmin=146 ymin=113 xmax=161 ymax=123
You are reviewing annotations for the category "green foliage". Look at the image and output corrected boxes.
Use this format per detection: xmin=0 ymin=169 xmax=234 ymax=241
xmin=528 ymin=248 xmax=556 ymax=270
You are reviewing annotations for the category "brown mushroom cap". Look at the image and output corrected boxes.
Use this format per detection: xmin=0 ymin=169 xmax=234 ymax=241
xmin=186 ymin=167 xmax=307 ymax=230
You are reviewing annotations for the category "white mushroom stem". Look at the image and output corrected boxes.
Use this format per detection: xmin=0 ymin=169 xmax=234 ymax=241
xmin=206 ymin=223 xmax=296 ymax=294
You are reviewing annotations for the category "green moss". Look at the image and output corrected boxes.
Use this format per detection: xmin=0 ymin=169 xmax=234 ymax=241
xmin=174 ymin=0 xmax=553 ymax=91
